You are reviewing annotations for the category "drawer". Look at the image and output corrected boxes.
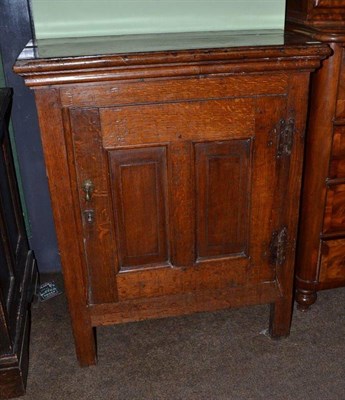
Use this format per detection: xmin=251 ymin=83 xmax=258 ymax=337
xmin=336 ymin=50 xmax=345 ymax=119
xmin=314 ymin=0 xmax=345 ymax=8
xmin=329 ymin=126 xmax=345 ymax=179
xmin=319 ymin=239 xmax=345 ymax=283
xmin=323 ymin=183 xmax=345 ymax=234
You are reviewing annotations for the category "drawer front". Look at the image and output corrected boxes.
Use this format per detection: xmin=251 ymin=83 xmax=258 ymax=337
xmin=336 ymin=50 xmax=345 ymax=119
xmin=313 ymin=0 xmax=345 ymax=8
xmin=319 ymin=239 xmax=345 ymax=283
xmin=307 ymin=2 xmax=345 ymax=25
xmin=329 ymin=126 xmax=345 ymax=179
xmin=323 ymin=184 xmax=345 ymax=234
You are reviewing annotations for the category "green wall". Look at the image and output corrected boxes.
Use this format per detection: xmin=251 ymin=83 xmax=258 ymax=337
xmin=31 ymin=0 xmax=286 ymax=39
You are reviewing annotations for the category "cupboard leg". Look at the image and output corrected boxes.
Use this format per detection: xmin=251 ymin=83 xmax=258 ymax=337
xmin=269 ymin=297 xmax=293 ymax=339
xmin=73 ymin=323 xmax=97 ymax=367
xmin=295 ymin=288 xmax=317 ymax=312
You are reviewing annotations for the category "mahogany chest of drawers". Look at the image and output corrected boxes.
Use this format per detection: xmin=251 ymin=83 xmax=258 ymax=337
xmin=14 ymin=30 xmax=329 ymax=365
xmin=287 ymin=0 xmax=345 ymax=310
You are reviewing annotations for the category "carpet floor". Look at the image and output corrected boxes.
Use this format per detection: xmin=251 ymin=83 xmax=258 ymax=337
xmin=18 ymin=274 xmax=345 ymax=400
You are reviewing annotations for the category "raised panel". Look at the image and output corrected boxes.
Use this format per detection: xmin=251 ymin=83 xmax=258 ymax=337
xmin=195 ymin=140 xmax=252 ymax=259
xmin=323 ymin=184 xmax=345 ymax=234
xmin=109 ymin=147 xmax=169 ymax=269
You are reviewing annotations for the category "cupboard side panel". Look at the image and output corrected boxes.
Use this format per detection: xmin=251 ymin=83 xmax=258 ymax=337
xmin=34 ymin=89 xmax=96 ymax=365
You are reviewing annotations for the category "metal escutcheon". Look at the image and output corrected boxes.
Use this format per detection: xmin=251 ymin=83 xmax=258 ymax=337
xmin=83 ymin=209 xmax=95 ymax=224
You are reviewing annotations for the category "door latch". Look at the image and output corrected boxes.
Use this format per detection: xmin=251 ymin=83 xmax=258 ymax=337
xmin=82 ymin=179 xmax=94 ymax=202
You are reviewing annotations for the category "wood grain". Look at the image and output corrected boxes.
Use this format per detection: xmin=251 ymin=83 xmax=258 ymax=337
xmin=319 ymin=239 xmax=345 ymax=283
xmin=68 ymin=108 xmax=119 ymax=304
xmin=168 ymin=141 xmax=194 ymax=267
xmin=35 ymin=89 xmax=96 ymax=366
xmin=195 ymin=140 xmax=251 ymax=259
xmin=14 ymin=31 xmax=330 ymax=86
xmin=100 ymin=98 xmax=255 ymax=148
xmin=60 ymin=75 xmax=288 ymax=109
xmin=287 ymin=0 xmax=345 ymax=28
xmin=324 ymin=184 xmax=345 ymax=235
xmin=90 ymin=282 xmax=278 ymax=327
xmin=295 ymin=43 xmax=342 ymax=310
xmin=329 ymin=126 xmax=345 ymax=179
xmin=270 ymin=72 xmax=310 ymax=335
xmin=109 ymin=147 xmax=169 ymax=269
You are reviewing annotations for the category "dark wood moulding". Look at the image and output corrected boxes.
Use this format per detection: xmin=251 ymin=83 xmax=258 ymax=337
xmin=14 ymin=30 xmax=330 ymax=86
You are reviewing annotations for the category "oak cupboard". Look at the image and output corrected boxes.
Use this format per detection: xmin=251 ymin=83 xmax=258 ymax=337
xmin=14 ymin=30 xmax=329 ymax=365
xmin=287 ymin=0 xmax=345 ymax=310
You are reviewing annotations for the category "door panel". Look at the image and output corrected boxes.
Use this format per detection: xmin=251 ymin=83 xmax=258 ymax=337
xmin=195 ymin=140 xmax=251 ymax=260
xmin=109 ymin=147 xmax=169 ymax=269
xmin=100 ymin=98 xmax=254 ymax=148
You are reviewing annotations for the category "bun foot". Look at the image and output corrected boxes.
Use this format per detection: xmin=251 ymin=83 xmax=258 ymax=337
xmin=295 ymin=289 xmax=317 ymax=312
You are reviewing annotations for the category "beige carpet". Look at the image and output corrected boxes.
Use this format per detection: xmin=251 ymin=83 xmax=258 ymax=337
xmin=19 ymin=274 xmax=345 ymax=400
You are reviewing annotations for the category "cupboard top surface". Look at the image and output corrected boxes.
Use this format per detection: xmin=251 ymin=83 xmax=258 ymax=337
xmin=13 ymin=30 xmax=330 ymax=87
xmin=17 ymin=30 xmax=323 ymax=60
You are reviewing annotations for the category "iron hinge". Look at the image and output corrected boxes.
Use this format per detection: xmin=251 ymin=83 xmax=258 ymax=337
xmin=270 ymin=226 xmax=288 ymax=266
xmin=269 ymin=118 xmax=295 ymax=159
xmin=277 ymin=118 xmax=295 ymax=158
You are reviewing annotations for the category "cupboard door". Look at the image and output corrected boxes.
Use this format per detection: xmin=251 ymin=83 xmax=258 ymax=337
xmin=69 ymin=95 xmax=288 ymax=304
